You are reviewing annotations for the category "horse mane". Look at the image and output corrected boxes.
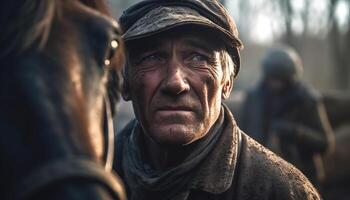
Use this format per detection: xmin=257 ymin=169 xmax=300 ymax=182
xmin=0 ymin=0 xmax=110 ymax=58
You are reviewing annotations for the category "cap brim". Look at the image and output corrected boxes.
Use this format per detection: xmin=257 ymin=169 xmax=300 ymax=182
xmin=123 ymin=6 xmax=242 ymax=48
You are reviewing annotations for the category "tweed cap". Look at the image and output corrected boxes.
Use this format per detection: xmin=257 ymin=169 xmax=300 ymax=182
xmin=119 ymin=0 xmax=243 ymax=77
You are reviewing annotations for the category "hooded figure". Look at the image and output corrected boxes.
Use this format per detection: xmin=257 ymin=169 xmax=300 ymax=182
xmin=240 ymin=46 xmax=334 ymax=189
xmin=262 ymin=46 xmax=303 ymax=82
xmin=114 ymin=1 xmax=321 ymax=199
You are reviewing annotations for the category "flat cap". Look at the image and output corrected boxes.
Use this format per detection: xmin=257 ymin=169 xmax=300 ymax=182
xmin=119 ymin=0 xmax=243 ymax=77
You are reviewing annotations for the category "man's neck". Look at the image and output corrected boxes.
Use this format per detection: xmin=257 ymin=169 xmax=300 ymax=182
xmin=142 ymin=134 xmax=196 ymax=172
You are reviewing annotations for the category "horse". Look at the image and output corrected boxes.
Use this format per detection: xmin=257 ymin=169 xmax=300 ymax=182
xmin=0 ymin=0 xmax=126 ymax=199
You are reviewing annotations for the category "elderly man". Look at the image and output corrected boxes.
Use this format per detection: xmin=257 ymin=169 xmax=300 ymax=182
xmin=113 ymin=0 xmax=320 ymax=199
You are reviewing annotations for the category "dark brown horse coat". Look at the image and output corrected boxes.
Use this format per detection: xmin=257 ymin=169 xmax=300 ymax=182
xmin=114 ymin=105 xmax=320 ymax=200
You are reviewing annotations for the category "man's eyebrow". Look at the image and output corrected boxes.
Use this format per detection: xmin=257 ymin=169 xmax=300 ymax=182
xmin=130 ymin=39 xmax=166 ymax=56
xmin=145 ymin=40 xmax=165 ymax=50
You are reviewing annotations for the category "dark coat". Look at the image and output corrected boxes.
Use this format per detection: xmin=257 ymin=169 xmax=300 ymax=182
xmin=113 ymin=106 xmax=320 ymax=200
xmin=239 ymin=82 xmax=334 ymax=187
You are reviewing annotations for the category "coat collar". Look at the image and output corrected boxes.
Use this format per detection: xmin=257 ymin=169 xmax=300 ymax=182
xmin=189 ymin=105 xmax=241 ymax=194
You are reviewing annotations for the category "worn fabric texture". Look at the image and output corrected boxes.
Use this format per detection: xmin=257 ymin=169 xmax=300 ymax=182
xmin=119 ymin=0 xmax=241 ymax=43
xmin=114 ymin=105 xmax=321 ymax=200
xmin=240 ymin=81 xmax=334 ymax=187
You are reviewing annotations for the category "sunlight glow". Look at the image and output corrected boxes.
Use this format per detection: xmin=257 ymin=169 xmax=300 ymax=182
xmin=291 ymin=0 xmax=305 ymax=12
xmin=250 ymin=14 xmax=275 ymax=43
xmin=227 ymin=0 xmax=348 ymax=43
xmin=307 ymin=0 xmax=329 ymax=35
xmin=292 ymin=17 xmax=304 ymax=35
xmin=336 ymin=0 xmax=350 ymax=33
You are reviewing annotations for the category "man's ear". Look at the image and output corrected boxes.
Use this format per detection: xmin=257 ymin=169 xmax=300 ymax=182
xmin=122 ymin=80 xmax=131 ymax=101
xmin=222 ymin=74 xmax=234 ymax=100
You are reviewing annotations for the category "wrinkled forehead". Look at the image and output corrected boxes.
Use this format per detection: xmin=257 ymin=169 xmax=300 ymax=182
xmin=126 ymin=25 xmax=226 ymax=56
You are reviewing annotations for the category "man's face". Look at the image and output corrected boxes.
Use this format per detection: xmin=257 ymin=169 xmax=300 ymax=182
xmin=124 ymin=30 xmax=232 ymax=145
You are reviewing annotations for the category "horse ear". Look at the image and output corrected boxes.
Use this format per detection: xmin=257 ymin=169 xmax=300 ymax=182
xmin=122 ymin=80 xmax=131 ymax=101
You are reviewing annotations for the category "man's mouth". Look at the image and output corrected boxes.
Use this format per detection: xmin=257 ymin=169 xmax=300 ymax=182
xmin=153 ymin=105 xmax=197 ymax=123
xmin=158 ymin=106 xmax=192 ymax=111
xmin=155 ymin=106 xmax=195 ymax=117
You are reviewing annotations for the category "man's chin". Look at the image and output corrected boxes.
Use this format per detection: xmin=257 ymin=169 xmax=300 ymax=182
xmin=148 ymin=124 xmax=196 ymax=145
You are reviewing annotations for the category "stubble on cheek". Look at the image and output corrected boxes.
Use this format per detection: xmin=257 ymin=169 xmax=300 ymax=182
xmin=130 ymin=70 xmax=160 ymax=132
xmin=199 ymin=70 xmax=223 ymax=125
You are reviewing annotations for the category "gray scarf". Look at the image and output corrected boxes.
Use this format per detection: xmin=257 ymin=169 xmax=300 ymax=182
xmin=123 ymin=108 xmax=226 ymax=200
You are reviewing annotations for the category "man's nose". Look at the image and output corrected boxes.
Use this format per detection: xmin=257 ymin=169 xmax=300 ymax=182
xmin=161 ymin=60 xmax=190 ymax=95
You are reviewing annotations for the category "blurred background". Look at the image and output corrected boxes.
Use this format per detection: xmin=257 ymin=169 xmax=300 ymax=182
xmin=109 ymin=0 xmax=350 ymax=91
xmin=109 ymin=0 xmax=350 ymax=199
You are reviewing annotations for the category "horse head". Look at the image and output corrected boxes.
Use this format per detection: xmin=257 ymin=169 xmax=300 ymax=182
xmin=0 ymin=0 xmax=125 ymax=199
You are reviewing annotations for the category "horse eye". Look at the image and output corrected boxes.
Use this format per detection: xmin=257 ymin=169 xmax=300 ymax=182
xmin=104 ymin=39 xmax=119 ymax=67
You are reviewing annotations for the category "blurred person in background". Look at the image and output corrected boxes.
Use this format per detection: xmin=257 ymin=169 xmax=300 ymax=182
xmin=113 ymin=1 xmax=321 ymax=199
xmin=240 ymin=45 xmax=335 ymax=189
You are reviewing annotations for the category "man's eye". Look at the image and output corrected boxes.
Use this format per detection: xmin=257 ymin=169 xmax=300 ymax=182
xmin=135 ymin=54 xmax=164 ymax=66
xmin=190 ymin=54 xmax=208 ymax=62
xmin=143 ymin=55 xmax=161 ymax=61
